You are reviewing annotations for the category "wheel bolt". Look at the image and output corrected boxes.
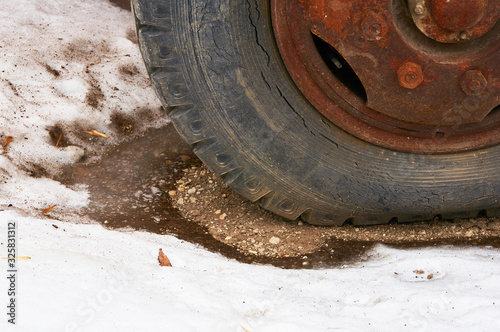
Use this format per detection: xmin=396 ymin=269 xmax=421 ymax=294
xmin=397 ymin=62 xmax=423 ymax=89
xmin=414 ymin=3 xmax=425 ymax=15
xmin=461 ymin=70 xmax=487 ymax=96
xmin=361 ymin=13 xmax=388 ymax=41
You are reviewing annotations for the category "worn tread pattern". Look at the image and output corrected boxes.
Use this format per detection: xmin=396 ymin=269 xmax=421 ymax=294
xmin=132 ymin=0 xmax=500 ymax=225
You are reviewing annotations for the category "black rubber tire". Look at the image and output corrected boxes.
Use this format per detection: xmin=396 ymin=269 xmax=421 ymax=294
xmin=131 ymin=0 xmax=500 ymax=225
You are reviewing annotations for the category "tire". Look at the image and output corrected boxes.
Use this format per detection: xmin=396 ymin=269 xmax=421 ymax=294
xmin=131 ymin=0 xmax=500 ymax=225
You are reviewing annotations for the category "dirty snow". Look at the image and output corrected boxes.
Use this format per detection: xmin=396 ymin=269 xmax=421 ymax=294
xmin=1 ymin=0 xmax=500 ymax=331
xmin=0 ymin=0 xmax=164 ymax=212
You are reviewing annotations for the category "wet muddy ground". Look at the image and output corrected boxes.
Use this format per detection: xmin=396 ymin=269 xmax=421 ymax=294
xmin=56 ymin=124 xmax=500 ymax=269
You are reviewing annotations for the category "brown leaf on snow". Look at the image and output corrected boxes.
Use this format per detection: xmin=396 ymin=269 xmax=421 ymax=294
xmin=42 ymin=204 xmax=57 ymax=214
xmin=413 ymin=269 xmax=425 ymax=274
xmin=158 ymin=248 xmax=172 ymax=267
xmin=3 ymin=136 xmax=13 ymax=147
xmin=83 ymin=130 xmax=109 ymax=138
xmin=427 ymin=273 xmax=434 ymax=280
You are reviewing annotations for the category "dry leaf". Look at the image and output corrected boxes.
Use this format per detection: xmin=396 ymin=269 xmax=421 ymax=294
xmin=83 ymin=130 xmax=109 ymax=138
xmin=427 ymin=273 xmax=434 ymax=280
xmin=413 ymin=269 xmax=425 ymax=274
xmin=56 ymin=132 xmax=63 ymax=147
xmin=4 ymin=136 xmax=13 ymax=147
xmin=52 ymin=224 xmax=59 ymax=229
xmin=42 ymin=204 xmax=57 ymax=214
xmin=241 ymin=326 xmax=251 ymax=332
xmin=158 ymin=248 xmax=172 ymax=267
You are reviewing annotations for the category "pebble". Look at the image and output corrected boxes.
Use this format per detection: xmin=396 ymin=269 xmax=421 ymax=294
xmin=177 ymin=198 xmax=184 ymax=205
xmin=187 ymin=188 xmax=197 ymax=195
xmin=168 ymin=190 xmax=177 ymax=196
xmin=215 ymin=210 xmax=222 ymax=215
xmin=219 ymin=213 xmax=227 ymax=220
xmin=269 ymin=237 xmax=280 ymax=245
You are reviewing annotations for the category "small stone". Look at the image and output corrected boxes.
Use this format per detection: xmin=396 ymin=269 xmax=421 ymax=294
xmin=219 ymin=213 xmax=227 ymax=220
xmin=224 ymin=236 xmax=232 ymax=241
xmin=465 ymin=230 xmax=474 ymax=237
xmin=297 ymin=221 xmax=303 ymax=226
xmin=215 ymin=210 xmax=222 ymax=215
xmin=177 ymin=198 xmax=184 ymax=205
xmin=168 ymin=190 xmax=177 ymax=196
xmin=187 ymin=188 xmax=196 ymax=195
xmin=269 ymin=237 xmax=280 ymax=245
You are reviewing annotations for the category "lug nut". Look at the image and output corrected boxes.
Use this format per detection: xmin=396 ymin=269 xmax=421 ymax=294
xmin=461 ymin=70 xmax=487 ymax=96
xmin=397 ymin=62 xmax=424 ymax=89
xmin=414 ymin=3 xmax=425 ymax=15
xmin=361 ymin=13 xmax=388 ymax=41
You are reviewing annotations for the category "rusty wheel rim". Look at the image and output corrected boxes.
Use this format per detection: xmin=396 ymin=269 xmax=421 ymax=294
xmin=272 ymin=0 xmax=500 ymax=153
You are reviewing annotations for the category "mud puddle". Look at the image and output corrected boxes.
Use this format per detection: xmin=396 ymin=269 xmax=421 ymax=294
xmin=55 ymin=124 xmax=500 ymax=269
xmin=56 ymin=125 xmax=365 ymax=268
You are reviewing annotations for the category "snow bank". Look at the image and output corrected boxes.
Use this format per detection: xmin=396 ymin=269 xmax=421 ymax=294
xmin=1 ymin=210 xmax=500 ymax=331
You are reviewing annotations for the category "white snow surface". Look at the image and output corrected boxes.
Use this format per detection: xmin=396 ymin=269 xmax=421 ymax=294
xmin=0 ymin=1 xmax=500 ymax=331
xmin=1 ymin=211 xmax=500 ymax=332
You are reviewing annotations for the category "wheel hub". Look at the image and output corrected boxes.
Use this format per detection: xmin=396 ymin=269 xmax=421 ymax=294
xmin=409 ymin=0 xmax=499 ymax=43
xmin=272 ymin=0 xmax=500 ymax=153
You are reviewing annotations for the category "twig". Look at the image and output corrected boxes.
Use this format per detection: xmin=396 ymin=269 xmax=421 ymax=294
xmin=42 ymin=204 xmax=57 ymax=214
xmin=56 ymin=132 xmax=63 ymax=147
xmin=3 ymin=136 xmax=13 ymax=147
xmin=83 ymin=130 xmax=109 ymax=138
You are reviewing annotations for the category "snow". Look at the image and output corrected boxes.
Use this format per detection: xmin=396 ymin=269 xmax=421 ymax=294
xmin=1 ymin=211 xmax=500 ymax=332
xmin=1 ymin=0 xmax=500 ymax=331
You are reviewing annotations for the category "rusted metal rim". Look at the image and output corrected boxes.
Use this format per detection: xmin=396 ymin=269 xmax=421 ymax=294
xmin=271 ymin=0 xmax=500 ymax=154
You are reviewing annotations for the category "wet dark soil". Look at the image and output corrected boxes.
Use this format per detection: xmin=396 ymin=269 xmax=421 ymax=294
xmin=56 ymin=124 xmax=500 ymax=269
xmin=109 ymin=0 xmax=130 ymax=11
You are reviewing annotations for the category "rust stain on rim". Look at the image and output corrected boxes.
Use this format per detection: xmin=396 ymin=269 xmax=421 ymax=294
xmin=271 ymin=0 xmax=500 ymax=153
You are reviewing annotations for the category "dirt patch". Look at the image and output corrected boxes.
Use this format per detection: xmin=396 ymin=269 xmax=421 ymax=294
xmin=171 ymin=164 xmax=500 ymax=260
xmin=85 ymin=77 xmax=105 ymax=109
xmin=119 ymin=64 xmax=140 ymax=77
